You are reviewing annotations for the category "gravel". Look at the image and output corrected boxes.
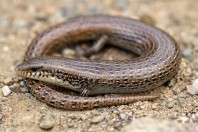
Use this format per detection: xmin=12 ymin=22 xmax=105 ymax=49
xmin=177 ymin=116 xmax=189 ymax=123
xmin=166 ymin=101 xmax=174 ymax=109
xmin=24 ymin=93 xmax=36 ymax=101
xmin=0 ymin=97 xmax=8 ymax=102
xmin=187 ymin=78 xmax=198 ymax=95
xmin=2 ymin=85 xmax=11 ymax=96
xmin=191 ymin=114 xmax=198 ymax=122
xmin=19 ymin=86 xmax=28 ymax=93
xmin=182 ymin=48 xmax=192 ymax=59
xmin=39 ymin=114 xmax=55 ymax=130
xmin=196 ymin=112 xmax=198 ymax=118
xmin=62 ymin=48 xmax=76 ymax=58
xmin=122 ymin=118 xmax=197 ymax=132
xmin=2 ymin=77 xmax=13 ymax=85
xmin=19 ymin=80 xmax=26 ymax=87
xmin=91 ymin=115 xmax=105 ymax=124
xmin=115 ymin=0 xmax=129 ymax=10
xmin=177 ymin=92 xmax=186 ymax=98
xmin=119 ymin=113 xmax=128 ymax=120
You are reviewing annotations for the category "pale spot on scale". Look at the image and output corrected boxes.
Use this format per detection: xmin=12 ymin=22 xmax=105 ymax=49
xmin=50 ymin=76 xmax=62 ymax=83
xmin=27 ymin=72 xmax=31 ymax=77
xmin=35 ymin=72 xmax=40 ymax=77
xmin=44 ymin=72 xmax=48 ymax=75
xmin=50 ymin=76 xmax=56 ymax=81
xmin=56 ymin=78 xmax=62 ymax=83
xmin=63 ymin=81 xmax=72 ymax=86
xmin=31 ymin=72 xmax=36 ymax=76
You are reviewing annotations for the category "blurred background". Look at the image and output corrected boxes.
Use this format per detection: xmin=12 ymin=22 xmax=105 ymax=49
xmin=0 ymin=0 xmax=197 ymax=131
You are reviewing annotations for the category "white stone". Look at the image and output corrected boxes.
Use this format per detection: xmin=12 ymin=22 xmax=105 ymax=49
xmin=187 ymin=78 xmax=198 ymax=95
xmin=2 ymin=85 xmax=12 ymax=96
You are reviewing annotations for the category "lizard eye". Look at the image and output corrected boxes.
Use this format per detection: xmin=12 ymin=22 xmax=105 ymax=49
xmin=30 ymin=66 xmax=43 ymax=72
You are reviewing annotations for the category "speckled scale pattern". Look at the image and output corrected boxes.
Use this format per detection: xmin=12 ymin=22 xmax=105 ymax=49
xmin=17 ymin=15 xmax=180 ymax=110
xmin=26 ymin=79 xmax=158 ymax=110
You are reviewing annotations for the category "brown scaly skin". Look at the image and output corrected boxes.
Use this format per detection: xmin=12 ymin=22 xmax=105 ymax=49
xmin=27 ymin=80 xmax=158 ymax=110
xmin=16 ymin=15 xmax=180 ymax=110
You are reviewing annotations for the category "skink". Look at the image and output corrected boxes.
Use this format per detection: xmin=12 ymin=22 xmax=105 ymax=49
xmin=16 ymin=15 xmax=180 ymax=110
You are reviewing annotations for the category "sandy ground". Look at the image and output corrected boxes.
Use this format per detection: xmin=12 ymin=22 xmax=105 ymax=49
xmin=0 ymin=0 xmax=197 ymax=131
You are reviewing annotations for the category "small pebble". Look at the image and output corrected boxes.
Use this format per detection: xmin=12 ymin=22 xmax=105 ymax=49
xmin=19 ymin=86 xmax=28 ymax=93
xmin=191 ymin=114 xmax=198 ymax=122
xmin=19 ymin=80 xmax=26 ymax=87
xmin=187 ymin=85 xmax=198 ymax=95
xmin=3 ymin=77 xmax=12 ymax=85
xmin=169 ymin=115 xmax=178 ymax=120
xmin=91 ymin=115 xmax=105 ymax=124
xmin=114 ymin=122 xmax=122 ymax=128
xmin=9 ymin=83 xmax=20 ymax=93
xmin=101 ymin=122 xmax=108 ymax=128
xmin=178 ymin=92 xmax=186 ymax=98
xmin=152 ymin=103 xmax=157 ymax=110
xmin=119 ymin=113 xmax=128 ymax=120
xmin=39 ymin=114 xmax=55 ymax=130
xmin=192 ymin=78 xmax=198 ymax=84
xmin=62 ymin=48 xmax=76 ymax=58
xmin=95 ymin=107 xmax=102 ymax=111
xmin=181 ymin=113 xmax=186 ymax=117
xmin=25 ymin=93 xmax=33 ymax=98
xmin=116 ymin=0 xmax=128 ymax=10
xmin=187 ymin=78 xmax=198 ymax=95
xmin=117 ymin=105 xmax=125 ymax=111
xmin=195 ymin=112 xmax=198 ymax=118
xmin=2 ymin=85 xmax=11 ymax=96
xmin=19 ymin=87 xmax=28 ymax=93
xmin=0 ymin=97 xmax=8 ymax=102
xmin=177 ymin=116 xmax=189 ymax=123
xmin=194 ymin=102 xmax=198 ymax=107
xmin=1 ymin=97 xmax=8 ymax=102
xmin=166 ymin=101 xmax=174 ymax=109
xmin=25 ymin=93 xmax=36 ymax=101
xmin=182 ymin=48 xmax=192 ymax=59
xmin=67 ymin=123 xmax=75 ymax=128
xmin=139 ymin=105 xmax=145 ymax=110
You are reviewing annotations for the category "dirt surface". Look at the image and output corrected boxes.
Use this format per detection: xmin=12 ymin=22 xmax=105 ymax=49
xmin=0 ymin=0 xmax=198 ymax=131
